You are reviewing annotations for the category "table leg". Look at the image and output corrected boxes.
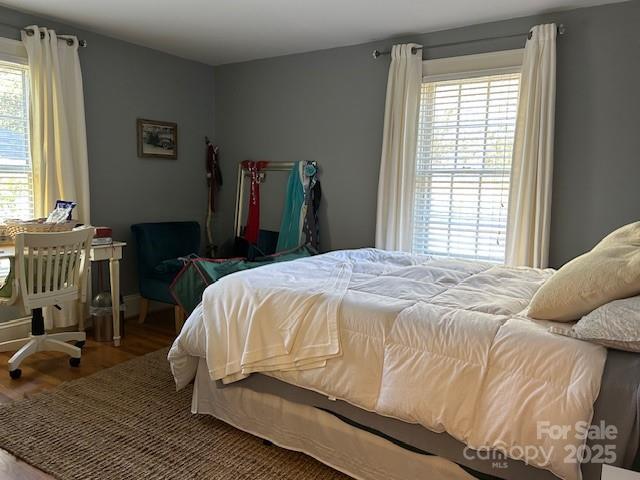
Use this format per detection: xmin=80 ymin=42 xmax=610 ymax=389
xmin=109 ymin=258 xmax=121 ymax=347
xmin=79 ymin=262 xmax=91 ymax=332
xmin=77 ymin=300 xmax=85 ymax=332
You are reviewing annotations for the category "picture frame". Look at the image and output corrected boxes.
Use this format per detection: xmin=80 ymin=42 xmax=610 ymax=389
xmin=137 ymin=118 xmax=178 ymax=159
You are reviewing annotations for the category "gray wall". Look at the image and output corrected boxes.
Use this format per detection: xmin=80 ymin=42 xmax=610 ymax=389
xmin=213 ymin=0 xmax=640 ymax=268
xmin=0 ymin=6 xmax=215 ymax=301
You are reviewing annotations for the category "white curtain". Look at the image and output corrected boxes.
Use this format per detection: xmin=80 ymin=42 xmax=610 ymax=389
xmin=22 ymin=26 xmax=91 ymax=225
xmin=505 ymin=24 xmax=557 ymax=268
xmin=22 ymin=26 xmax=91 ymax=329
xmin=375 ymin=44 xmax=422 ymax=251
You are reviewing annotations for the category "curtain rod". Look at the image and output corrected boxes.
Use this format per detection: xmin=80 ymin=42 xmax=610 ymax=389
xmin=372 ymin=23 xmax=565 ymax=59
xmin=0 ymin=21 xmax=87 ymax=47
xmin=23 ymin=27 xmax=87 ymax=47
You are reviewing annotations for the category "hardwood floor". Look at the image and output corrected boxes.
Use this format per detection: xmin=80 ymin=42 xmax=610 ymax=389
xmin=0 ymin=310 xmax=176 ymax=479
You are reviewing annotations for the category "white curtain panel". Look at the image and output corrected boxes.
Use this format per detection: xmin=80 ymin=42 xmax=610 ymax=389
xmin=375 ymin=44 xmax=422 ymax=251
xmin=21 ymin=26 xmax=91 ymax=225
xmin=505 ymin=24 xmax=557 ymax=268
xmin=22 ymin=26 xmax=91 ymax=329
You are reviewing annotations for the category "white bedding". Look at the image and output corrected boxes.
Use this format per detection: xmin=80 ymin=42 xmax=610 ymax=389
xmin=168 ymin=248 xmax=607 ymax=480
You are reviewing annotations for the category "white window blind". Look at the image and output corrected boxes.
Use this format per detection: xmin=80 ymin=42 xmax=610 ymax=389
xmin=0 ymin=60 xmax=32 ymax=282
xmin=413 ymin=71 xmax=520 ymax=263
xmin=0 ymin=60 xmax=33 ymax=223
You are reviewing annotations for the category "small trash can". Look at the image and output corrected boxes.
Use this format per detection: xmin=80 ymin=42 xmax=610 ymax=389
xmin=91 ymin=305 xmax=112 ymax=342
xmin=91 ymin=292 xmax=125 ymax=342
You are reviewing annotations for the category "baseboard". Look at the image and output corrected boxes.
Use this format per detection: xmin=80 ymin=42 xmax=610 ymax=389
xmin=0 ymin=316 xmax=31 ymax=343
xmin=0 ymin=293 xmax=168 ymax=343
xmin=123 ymin=293 xmax=167 ymax=318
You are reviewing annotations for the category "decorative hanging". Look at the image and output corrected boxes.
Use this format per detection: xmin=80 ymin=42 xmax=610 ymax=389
xmin=205 ymin=138 xmax=222 ymax=256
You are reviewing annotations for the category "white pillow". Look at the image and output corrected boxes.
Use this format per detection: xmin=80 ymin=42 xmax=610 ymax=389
xmin=549 ymin=295 xmax=640 ymax=352
xmin=528 ymin=221 xmax=640 ymax=321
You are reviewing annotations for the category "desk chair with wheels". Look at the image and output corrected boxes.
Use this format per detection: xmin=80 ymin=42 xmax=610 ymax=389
xmin=0 ymin=228 xmax=93 ymax=379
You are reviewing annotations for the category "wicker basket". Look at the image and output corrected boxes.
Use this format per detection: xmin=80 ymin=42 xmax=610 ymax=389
xmin=4 ymin=219 xmax=76 ymax=239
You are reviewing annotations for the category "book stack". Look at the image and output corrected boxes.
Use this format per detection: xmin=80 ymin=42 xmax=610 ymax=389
xmin=92 ymin=226 xmax=113 ymax=246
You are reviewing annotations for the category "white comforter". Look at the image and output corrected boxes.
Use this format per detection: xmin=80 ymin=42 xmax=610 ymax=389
xmin=168 ymin=248 xmax=607 ymax=480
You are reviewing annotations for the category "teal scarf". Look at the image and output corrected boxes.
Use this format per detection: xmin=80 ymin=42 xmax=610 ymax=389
xmin=276 ymin=162 xmax=304 ymax=252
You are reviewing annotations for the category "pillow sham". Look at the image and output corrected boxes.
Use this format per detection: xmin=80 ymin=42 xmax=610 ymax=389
xmin=528 ymin=221 xmax=640 ymax=321
xmin=548 ymin=295 xmax=640 ymax=352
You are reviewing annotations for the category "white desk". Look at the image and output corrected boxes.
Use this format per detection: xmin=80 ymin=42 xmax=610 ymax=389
xmin=0 ymin=241 xmax=126 ymax=347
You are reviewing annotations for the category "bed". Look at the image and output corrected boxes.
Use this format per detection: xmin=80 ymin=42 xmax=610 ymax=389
xmin=168 ymin=248 xmax=640 ymax=480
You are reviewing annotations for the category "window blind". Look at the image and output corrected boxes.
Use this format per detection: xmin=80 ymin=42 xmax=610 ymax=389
xmin=413 ymin=72 xmax=520 ymax=263
xmin=0 ymin=60 xmax=32 ymax=280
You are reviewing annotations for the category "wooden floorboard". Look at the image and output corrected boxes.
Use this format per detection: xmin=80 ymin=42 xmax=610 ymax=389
xmin=0 ymin=309 xmax=176 ymax=479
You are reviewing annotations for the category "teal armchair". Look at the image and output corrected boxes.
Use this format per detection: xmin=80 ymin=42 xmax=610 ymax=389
xmin=130 ymin=221 xmax=200 ymax=331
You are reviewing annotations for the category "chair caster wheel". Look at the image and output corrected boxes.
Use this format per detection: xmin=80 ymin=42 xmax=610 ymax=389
xmin=69 ymin=357 xmax=81 ymax=367
xmin=9 ymin=369 xmax=21 ymax=380
xmin=75 ymin=341 xmax=85 ymax=349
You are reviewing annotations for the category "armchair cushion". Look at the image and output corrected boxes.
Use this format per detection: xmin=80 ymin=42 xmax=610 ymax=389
xmin=153 ymin=253 xmax=200 ymax=276
xmin=153 ymin=258 xmax=185 ymax=275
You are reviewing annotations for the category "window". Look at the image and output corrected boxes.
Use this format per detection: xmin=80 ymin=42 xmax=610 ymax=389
xmin=412 ymin=52 xmax=521 ymax=263
xmin=0 ymin=39 xmax=32 ymax=282
xmin=0 ymin=59 xmax=32 ymax=223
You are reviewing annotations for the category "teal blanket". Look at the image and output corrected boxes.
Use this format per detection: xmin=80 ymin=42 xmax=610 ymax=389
xmin=170 ymin=245 xmax=316 ymax=315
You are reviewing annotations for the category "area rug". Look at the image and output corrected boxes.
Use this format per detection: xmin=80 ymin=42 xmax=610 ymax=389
xmin=0 ymin=348 xmax=349 ymax=479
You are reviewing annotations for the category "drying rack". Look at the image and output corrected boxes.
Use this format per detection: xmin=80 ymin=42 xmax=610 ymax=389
xmin=233 ymin=161 xmax=318 ymax=237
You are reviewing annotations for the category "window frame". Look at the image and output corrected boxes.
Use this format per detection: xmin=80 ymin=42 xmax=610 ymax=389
xmin=422 ymin=49 xmax=524 ymax=82
xmin=0 ymin=37 xmax=28 ymax=66
xmin=412 ymin=49 xmax=524 ymax=263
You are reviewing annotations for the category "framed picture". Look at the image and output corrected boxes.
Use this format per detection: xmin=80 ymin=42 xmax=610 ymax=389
xmin=137 ymin=118 xmax=177 ymax=159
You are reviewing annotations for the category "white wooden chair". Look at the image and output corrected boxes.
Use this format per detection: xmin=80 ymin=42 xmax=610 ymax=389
xmin=0 ymin=228 xmax=93 ymax=379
